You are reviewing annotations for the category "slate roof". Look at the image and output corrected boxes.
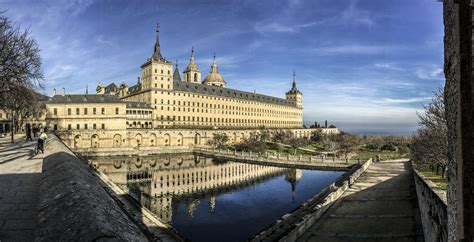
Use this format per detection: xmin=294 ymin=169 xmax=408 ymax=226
xmin=126 ymin=102 xmax=153 ymax=109
xmin=173 ymin=66 xmax=182 ymax=81
xmin=105 ymin=83 xmax=118 ymax=94
xmin=172 ymin=81 xmax=294 ymax=106
xmin=48 ymin=94 xmax=123 ymax=104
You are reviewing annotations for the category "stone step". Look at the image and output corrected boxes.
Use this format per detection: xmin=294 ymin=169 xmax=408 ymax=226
xmin=311 ymin=217 xmax=415 ymax=235
xmin=330 ymin=200 xmax=414 ymax=216
xmin=300 ymin=234 xmax=415 ymax=242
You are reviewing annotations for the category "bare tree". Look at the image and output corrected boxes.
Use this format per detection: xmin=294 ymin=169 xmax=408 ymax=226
xmin=207 ymin=133 xmax=229 ymax=148
xmin=0 ymin=12 xmax=43 ymax=95
xmin=0 ymin=12 xmax=44 ymax=142
xmin=411 ymin=87 xmax=447 ymax=170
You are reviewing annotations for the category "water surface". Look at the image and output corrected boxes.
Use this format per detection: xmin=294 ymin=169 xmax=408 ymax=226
xmin=88 ymin=154 xmax=343 ymax=241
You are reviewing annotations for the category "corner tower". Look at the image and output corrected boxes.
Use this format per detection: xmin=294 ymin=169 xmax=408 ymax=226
xmin=286 ymin=71 xmax=302 ymax=109
xmin=183 ymin=47 xmax=201 ymax=83
xmin=140 ymin=23 xmax=173 ymax=91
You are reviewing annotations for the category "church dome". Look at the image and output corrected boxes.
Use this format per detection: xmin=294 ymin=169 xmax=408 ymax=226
xmin=202 ymin=54 xmax=226 ymax=87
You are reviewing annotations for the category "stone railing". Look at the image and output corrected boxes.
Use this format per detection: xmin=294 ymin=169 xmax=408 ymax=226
xmin=252 ymin=158 xmax=373 ymax=241
xmin=413 ymin=169 xmax=447 ymax=242
xmin=195 ymin=147 xmax=358 ymax=170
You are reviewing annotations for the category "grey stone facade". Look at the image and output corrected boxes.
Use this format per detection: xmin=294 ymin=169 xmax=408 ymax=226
xmin=443 ymin=0 xmax=474 ymax=240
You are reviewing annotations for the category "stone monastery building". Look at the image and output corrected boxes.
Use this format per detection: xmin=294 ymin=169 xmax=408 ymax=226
xmin=47 ymin=25 xmax=303 ymax=132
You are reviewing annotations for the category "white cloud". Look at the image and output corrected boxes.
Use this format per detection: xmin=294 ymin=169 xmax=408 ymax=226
xmin=415 ymin=66 xmax=444 ymax=80
xmin=255 ymin=0 xmax=375 ymax=34
xmin=374 ymin=63 xmax=404 ymax=71
xmin=312 ymin=44 xmax=395 ymax=56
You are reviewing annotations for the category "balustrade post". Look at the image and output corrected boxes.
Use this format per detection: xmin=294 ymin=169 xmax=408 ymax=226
xmin=287 ymin=154 xmax=290 ymax=161
xmin=241 ymin=150 xmax=244 ymax=156
xmin=234 ymin=149 xmax=236 ymax=156
xmin=277 ymin=153 xmax=280 ymax=159
xmin=333 ymin=156 xmax=335 ymax=162
xmin=309 ymin=156 xmax=312 ymax=162
xmin=299 ymin=155 xmax=302 ymax=161
xmin=249 ymin=151 xmax=252 ymax=157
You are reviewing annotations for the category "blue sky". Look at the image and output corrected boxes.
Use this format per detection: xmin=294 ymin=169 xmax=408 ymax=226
xmin=2 ymin=0 xmax=444 ymax=129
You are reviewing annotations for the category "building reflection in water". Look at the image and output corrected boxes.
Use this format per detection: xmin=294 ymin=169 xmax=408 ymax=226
xmin=88 ymin=154 xmax=303 ymax=224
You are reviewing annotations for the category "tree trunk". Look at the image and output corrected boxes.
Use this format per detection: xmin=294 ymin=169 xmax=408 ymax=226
xmin=10 ymin=114 xmax=14 ymax=143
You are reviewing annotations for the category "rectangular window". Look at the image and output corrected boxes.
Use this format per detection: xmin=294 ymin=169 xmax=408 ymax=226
xmin=76 ymin=124 xmax=80 ymax=130
xmin=84 ymin=108 xmax=88 ymax=115
xmin=101 ymin=123 xmax=105 ymax=129
xmin=101 ymin=108 xmax=105 ymax=115
xmin=68 ymin=124 xmax=71 ymax=130
xmin=84 ymin=124 xmax=88 ymax=130
xmin=53 ymin=108 xmax=57 ymax=115
xmin=76 ymin=108 xmax=80 ymax=115
xmin=93 ymin=108 xmax=96 ymax=115
xmin=115 ymin=107 xmax=119 ymax=115
xmin=67 ymin=108 xmax=71 ymax=115
xmin=93 ymin=123 xmax=96 ymax=129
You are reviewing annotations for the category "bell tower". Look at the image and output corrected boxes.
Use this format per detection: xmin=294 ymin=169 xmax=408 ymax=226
xmin=140 ymin=23 xmax=173 ymax=91
xmin=183 ymin=47 xmax=201 ymax=83
xmin=286 ymin=71 xmax=302 ymax=109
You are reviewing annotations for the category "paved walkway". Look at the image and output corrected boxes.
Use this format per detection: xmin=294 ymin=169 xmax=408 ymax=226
xmin=0 ymin=134 xmax=44 ymax=241
xmin=298 ymin=159 xmax=423 ymax=242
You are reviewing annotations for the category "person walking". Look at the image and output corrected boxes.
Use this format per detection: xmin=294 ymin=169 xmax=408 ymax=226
xmin=25 ymin=124 xmax=32 ymax=141
xmin=37 ymin=129 xmax=48 ymax=154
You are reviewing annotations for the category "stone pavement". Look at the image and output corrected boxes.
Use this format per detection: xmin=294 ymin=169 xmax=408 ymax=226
xmin=298 ymin=159 xmax=423 ymax=242
xmin=0 ymin=134 xmax=45 ymax=241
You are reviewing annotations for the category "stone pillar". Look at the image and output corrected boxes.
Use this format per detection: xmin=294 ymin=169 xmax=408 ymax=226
xmin=444 ymin=1 xmax=474 ymax=240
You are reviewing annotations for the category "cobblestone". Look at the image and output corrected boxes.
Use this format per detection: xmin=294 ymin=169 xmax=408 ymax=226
xmin=0 ymin=134 xmax=44 ymax=242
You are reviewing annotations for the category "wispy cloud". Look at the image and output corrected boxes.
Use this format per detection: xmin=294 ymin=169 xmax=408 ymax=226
xmin=415 ymin=65 xmax=444 ymax=80
xmin=255 ymin=0 xmax=375 ymax=34
xmin=374 ymin=63 xmax=404 ymax=71
xmin=312 ymin=44 xmax=397 ymax=56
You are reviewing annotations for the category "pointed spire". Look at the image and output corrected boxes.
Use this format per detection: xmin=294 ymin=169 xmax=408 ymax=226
xmin=151 ymin=22 xmax=167 ymax=62
xmin=292 ymin=70 xmax=297 ymax=89
xmin=86 ymin=84 xmax=88 ymax=95
xmin=211 ymin=52 xmax=218 ymax=72
xmin=173 ymin=59 xmax=182 ymax=81
xmin=190 ymin=47 xmax=195 ymax=63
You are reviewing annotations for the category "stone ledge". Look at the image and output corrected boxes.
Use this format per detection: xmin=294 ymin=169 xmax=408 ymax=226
xmin=35 ymin=134 xmax=149 ymax=241
xmin=413 ymin=168 xmax=447 ymax=242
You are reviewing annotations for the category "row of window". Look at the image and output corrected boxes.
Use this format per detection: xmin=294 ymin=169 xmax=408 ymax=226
xmin=67 ymin=123 xmax=106 ymax=130
xmin=53 ymin=107 xmax=121 ymax=116
xmin=156 ymin=105 xmax=300 ymax=118
xmin=157 ymin=115 xmax=301 ymax=124
xmin=154 ymin=99 xmax=299 ymax=114
xmin=133 ymin=91 xmax=297 ymax=109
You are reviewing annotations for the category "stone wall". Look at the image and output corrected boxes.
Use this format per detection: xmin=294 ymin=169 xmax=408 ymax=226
xmin=413 ymin=170 xmax=448 ymax=242
xmin=56 ymin=128 xmax=318 ymax=151
xmin=252 ymin=158 xmax=373 ymax=242
xmin=35 ymin=135 xmax=149 ymax=241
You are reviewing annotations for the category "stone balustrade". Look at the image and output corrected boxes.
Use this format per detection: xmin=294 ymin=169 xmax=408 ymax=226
xmin=194 ymin=147 xmax=356 ymax=170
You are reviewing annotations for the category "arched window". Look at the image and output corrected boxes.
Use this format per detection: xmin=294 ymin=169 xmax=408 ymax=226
xmin=194 ymin=73 xmax=198 ymax=82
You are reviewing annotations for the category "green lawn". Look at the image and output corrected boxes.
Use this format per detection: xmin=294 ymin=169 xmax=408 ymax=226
xmin=419 ymin=170 xmax=447 ymax=190
xmin=351 ymin=150 xmax=409 ymax=161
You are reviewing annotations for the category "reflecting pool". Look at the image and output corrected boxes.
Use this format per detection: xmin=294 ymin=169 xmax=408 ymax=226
xmin=88 ymin=154 xmax=343 ymax=242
